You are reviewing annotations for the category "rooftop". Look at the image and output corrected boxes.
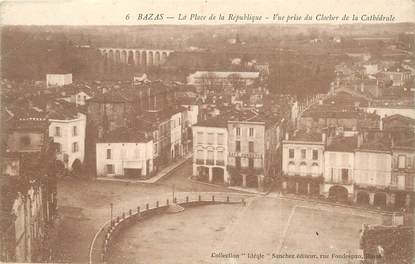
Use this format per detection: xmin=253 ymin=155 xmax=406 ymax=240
xmin=98 ymin=127 xmax=152 ymax=143
xmin=326 ymin=136 xmax=358 ymax=152
xmin=285 ymin=130 xmax=323 ymax=143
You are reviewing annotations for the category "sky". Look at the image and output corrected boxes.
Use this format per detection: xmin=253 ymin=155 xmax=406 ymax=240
xmin=0 ymin=0 xmax=414 ymax=25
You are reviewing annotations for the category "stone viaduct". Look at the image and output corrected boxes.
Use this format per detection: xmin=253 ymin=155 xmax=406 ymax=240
xmin=98 ymin=48 xmax=174 ymax=67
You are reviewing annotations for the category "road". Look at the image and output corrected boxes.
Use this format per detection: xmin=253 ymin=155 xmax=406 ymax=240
xmin=53 ymin=159 xmax=238 ymax=263
xmin=107 ymin=196 xmax=382 ymax=264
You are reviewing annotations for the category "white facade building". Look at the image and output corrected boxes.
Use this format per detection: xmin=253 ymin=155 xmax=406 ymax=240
xmin=49 ymin=113 xmax=86 ymax=170
xmin=46 ymin=73 xmax=73 ymax=87
xmin=170 ymin=111 xmax=183 ymax=160
xmin=61 ymin=91 xmax=92 ymax=106
xmin=192 ymin=124 xmax=229 ymax=184
xmin=96 ymin=139 xmax=154 ymax=178
xmin=187 ymin=71 xmax=259 ymax=89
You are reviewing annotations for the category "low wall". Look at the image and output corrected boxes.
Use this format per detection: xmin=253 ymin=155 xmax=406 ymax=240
xmin=89 ymin=194 xmax=244 ymax=264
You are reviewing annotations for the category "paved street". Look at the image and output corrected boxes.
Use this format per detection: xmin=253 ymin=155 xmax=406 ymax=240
xmin=108 ymin=196 xmax=383 ymax=264
xmin=53 ymin=159 xmax=238 ymax=263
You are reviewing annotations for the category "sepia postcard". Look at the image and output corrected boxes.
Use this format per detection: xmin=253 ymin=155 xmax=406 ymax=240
xmin=0 ymin=0 xmax=414 ymax=263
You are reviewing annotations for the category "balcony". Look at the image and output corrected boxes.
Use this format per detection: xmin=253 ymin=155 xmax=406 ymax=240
xmin=195 ymin=159 xmax=204 ymax=165
xmin=206 ymin=159 xmax=214 ymax=165
xmin=228 ymin=165 xmax=264 ymax=175
xmin=216 ymin=160 xmax=225 ymax=166
xmin=285 ymin=172 xmax=323 ymax=178
xmin=325 ymin=178 xmax=353 ymax=185
xmin=389 ymin=183 xmax=415 ymax=192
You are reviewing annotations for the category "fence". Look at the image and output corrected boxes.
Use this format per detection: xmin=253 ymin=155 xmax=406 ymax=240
xmin=89 ymin=193 xmax=245 ymax=264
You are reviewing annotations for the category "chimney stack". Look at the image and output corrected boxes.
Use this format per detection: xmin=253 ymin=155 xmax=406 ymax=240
xmin=285 ymin=132 xmax=289 ymax=140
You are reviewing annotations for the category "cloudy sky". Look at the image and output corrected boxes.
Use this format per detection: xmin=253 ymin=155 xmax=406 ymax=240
xmin=0 ymin=0 xmax=414 ymax=25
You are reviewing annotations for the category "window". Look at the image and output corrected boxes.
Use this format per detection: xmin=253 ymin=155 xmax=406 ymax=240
xmin=73 ymin=126 xmax=78 ymax=136
xmin=56 ymin=143 xmax=61 ymax=153
xmin=235 ymin=157 xmax=241 ymax=169
xmin=249 ymin=128 xmax=254 ymax=137
xmin=72 ymin=142 xmax=78 ymax=153
xmin=106 ymin=164 xmax=114 ymax=174
xmin=207 ymin=150 xmax=214 ymax=164
xmin=197 ymin=132 xmax=204 ymax=144
xmin=301 ymin=149 xmax=306 ymax=159
xmin=248 ymin=158 xmax=254 ymax=169
xmin=55 ymin=126 xmax=61 ymax=137
xmin=217 ymin=133 xmax=224 ymax=145
xmin=249 ymin=141 xmax=254 ymax=152
xmin=312 ymin=149 xmax=318 ymax=160
xmin=330 ymin=168 xmax=334 ymax=182
xmin=216 ymin=151 xmax=224 ymax=165
xmin=341 ymin=168 xmax=349 ymax=183
xmin=107 ymin=149 xmax=112 ymax=159
xmin=179 ymin=117 xmax=181 ymax=126
xmin=207 ymin=133 xmax=214 ymax=145
xmin=398 ymin=155 xmax=406 ymax=169
xmin=236 ymin=127 xmax=241 ymax=136
xmin=236 ymin=141 xmax=241 ymax=152
xmin=289 ymin=149 xmax=294 ymax=159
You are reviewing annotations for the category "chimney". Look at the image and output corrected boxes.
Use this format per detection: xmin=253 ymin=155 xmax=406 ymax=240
xmin=285 ymin=132 xmax=289 ymax=140
xmin=322 ymin=133 xmax=326 ymax=144
xmin=379 ymin=117 xmax=383 ymax=130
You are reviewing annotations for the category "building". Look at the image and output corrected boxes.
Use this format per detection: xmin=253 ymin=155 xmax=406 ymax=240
xmin=192 ymin=110 xmax=283 ymax=190
xmin=138 ymin=111 xmax=171 ymax=171
xmin=192 ymin=118 xmax=229 ymax=184
xmin=96 ymin=128 xmax=154 ymax=178
xmin=60 ymin=90 xmax=92 ymax=106
xmin=323 ymin=136 xmax=357 ymax=201
xmin=227 ymin=112 xmax=282 ymax=191
xmin=187 ymin=71 xmax=260 ymax=91
xmin=389 ymin=134 xmax=415 ymax=209
xmin=281 ymin=131 xmax=325 ymax=195
xmin=299 ymin=105 xmax=380 ymax=133
xmin=382 ymin=114 xmax=415 ymax=133
xmin=170 ymin=110 xmax=183 ymax=161
xmin=86 ymin=91 xmax=134 ymax=136
xmin=381 ymin=66 xmax=411 ymax=87
xmin=46 ymin=73 xmax=73 ymax=87
xmin=353 ymin=133 xmax=393 ymax=208
xmin=1 ymin=113 xmax=57 ymax=262
xmin=48 ymin=111 xmax=86 ymax=172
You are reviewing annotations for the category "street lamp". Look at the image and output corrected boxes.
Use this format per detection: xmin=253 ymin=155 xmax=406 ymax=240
xmin=110 ymin=203 xmax=113 ymax=224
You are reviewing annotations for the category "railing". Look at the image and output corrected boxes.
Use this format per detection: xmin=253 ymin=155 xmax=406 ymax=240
xmin=195 ymin=159 xmax=204 ymax=165
xmin=389 ymin=183 xmax=415 ymax=192
xmin=216 ymin=160 xmax=225 ymax=166
xmin=90 ymin=193 xmax=246 ymax=264
xmin=325 ymin=178 xmax=353 ymax=185
xmin=206 ymin=159 xmax=214 ymax=165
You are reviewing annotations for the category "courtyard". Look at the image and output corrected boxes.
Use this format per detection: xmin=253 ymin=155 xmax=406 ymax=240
xmin=108 ymin=196 xmax=383 ymax=264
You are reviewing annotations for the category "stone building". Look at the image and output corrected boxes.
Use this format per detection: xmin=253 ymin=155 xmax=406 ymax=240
xmin=281 ymin=131 xmax=325 ymax=195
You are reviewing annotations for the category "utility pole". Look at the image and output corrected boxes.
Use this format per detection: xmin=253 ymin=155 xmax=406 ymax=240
xmin=172 ymin=184 xmax=175 ymax=203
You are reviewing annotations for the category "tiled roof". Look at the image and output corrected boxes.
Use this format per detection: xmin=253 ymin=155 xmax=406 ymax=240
xmin=289 ymin=131 xmax=323 ymax=142
xmin=98 ymin=127 xmax=152 ymax=143
xmin=326 ymin=136 xmax=358 ymax=152
xmin=88 ymin=90 xmax=131 ymax=103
